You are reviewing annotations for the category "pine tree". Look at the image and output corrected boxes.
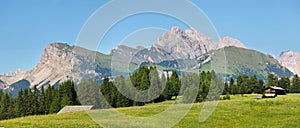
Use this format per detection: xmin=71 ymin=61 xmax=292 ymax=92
xmin=50 ymin=88 xmax=61 ymax=113
xmin=23 ymin=89 xmax=30 ymax=116
xmin=32 ymin=85 xmax=39 ymax=115
xmin=60 ymin=80 xmax=79 ymax=107
xmin=249 ymin=75 xmax=258 ymax=94
xmin=291 ymin=75 xmax=300 ymax=93
xmin=114 ymin=76 xmax=131 ymax=107
xmin=237 ymin=74 xmax=249 ymax=95
xmin=278 ymin=76 xmax=290 ymax=90
xmin=78 ymin=78 xmax=101 ymax=108
xmin=45 ymin=85 xmax=54 ymax=114
xmin=100 ymin=77 xmax=116 ymax=108
xmin=258 ymin=80 xmax=264 ymax=94
xmin=229 ymin=77 xmax=235 ymax=94
xmin=39 ymin=86 xmax=47 ymax=114
xmin=0 ymin=93 xmax=14 ymax=120
xmin=14 ymin=89 xmax=24 ymax=117
xmin=158 ymin=72 xmax=167 ymax=102
xmin=7 ymin=94 xmax=14 ymax=119
xmin=182 ymin=84 xmax=197 ymax=103
xmin=223 ymin=82 xmax=229 ymax=95
xmin=162 ymin=77 xmax=173 ymax=100
xmin=139 ymin=67 xmax=150 ymax=102
xmin=26 ymin=88 xmax=35 ymax=115
xmin=169 ymin=71 xmax=181 ymax=99
xmin=199 ymin=71 xmax=211 ymax=101
xmin=206 ymin=70 xmax=223 ymax=101
xmin=267 ymin=74 xmax=279 ymax=87
xmin=148 ymin=68 xmax=162 ymax=102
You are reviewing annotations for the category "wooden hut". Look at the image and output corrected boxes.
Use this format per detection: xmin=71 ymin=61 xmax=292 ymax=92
xmin=265 ymin=86 xmax=286 ymax=95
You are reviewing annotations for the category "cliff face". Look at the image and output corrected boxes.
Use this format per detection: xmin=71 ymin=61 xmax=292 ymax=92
xmin=0 ymin=43 xmax=109 ymax=91
xmin=26 ymin=43 xmax=74 ymax=87
xmin=0 ymin=43 xmax=74 ymax=88
xmin=279 ymin=51 xmax=300 ymax=75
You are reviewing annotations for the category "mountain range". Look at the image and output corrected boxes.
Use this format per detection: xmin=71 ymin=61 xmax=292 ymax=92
xmin=0 ymin=26 xmax=298 ymax=95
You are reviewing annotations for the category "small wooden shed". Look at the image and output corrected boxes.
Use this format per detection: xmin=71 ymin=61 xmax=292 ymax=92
xmin=265 ymin=86 xmax=286 ymax=95
xmin=57 ymin=105 xmax=94 ymax=114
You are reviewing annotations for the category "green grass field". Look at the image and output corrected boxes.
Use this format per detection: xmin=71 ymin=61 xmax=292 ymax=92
xmin=1 ymin=94 xmax=300 ymax=128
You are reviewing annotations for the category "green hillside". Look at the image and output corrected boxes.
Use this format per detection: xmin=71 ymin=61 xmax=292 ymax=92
xmin=1 ymin=94 xmax=300 ymax=128
xmin=201 ymin=46 xmax=293 ymax=80
xmin=142 ymin=46 xmax=293 ymax=80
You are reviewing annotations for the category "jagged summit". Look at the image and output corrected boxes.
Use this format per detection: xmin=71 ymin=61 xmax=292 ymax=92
xmin=279 ymin=50 xmax=300 ymax=75
xmin=151 ymin=26 xmax=246 ymax=60
xmin=218 ymin=36 xmax=246 ymax=49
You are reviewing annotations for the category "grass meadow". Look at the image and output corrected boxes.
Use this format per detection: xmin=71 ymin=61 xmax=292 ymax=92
xmin=0 ymin=94 xmax=299 ymax=128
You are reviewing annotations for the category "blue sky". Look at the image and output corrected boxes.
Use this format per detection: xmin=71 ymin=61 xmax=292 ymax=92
xmin=0 ymin=0 xmax=299 ymax=74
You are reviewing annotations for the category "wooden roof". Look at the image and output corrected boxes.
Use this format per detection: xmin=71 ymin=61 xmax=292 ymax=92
xmin=265 ymin=86 xmax=285 ymax=91
xmin=57 ymin=105 xmax=94 ymax=114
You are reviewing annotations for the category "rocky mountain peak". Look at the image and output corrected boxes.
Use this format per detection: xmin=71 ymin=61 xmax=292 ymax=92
xmin=280 ymin=50 xmax=293 ymax=57
xmin=218 ymin=36 xmax=246 ymax=49
xmin=171 ymin=26 xmax=184 ymax=35
xmin=112 ymin=26 xmax=247 ymax=62
xmin=39 ymin=43 xmax=73 ymax=65
xmin=0 ymin=43 xmax=76 ymax=90
xmin=279 ymin=50 xmax=300 ymax=75
xmin=4 ymin=69 xmax=26 ymax=77
xmin=152 ymin=26 xmax=247 ymax=60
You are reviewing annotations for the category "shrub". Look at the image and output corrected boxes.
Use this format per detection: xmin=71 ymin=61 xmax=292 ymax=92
xmin=221 ymin=93 xmax=231 ymax=100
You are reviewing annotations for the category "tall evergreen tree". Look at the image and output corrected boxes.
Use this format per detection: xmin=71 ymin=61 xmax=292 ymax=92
xmin=45 ymin=85 xmax=54 ymax=114
xmin=291 ymin=75 xmax=300 ymax=93
xmin=229 ymin=77 xmax=235 ymax=94
xmin=148 ymin=68 xmax=163 ymax=102
xmin=60 ymin=80 xmax=79 ymax=107
xmin=14 ymin=89 xmax=24 ymax=117
xmin=169 ymin=71 xmax=181 ymax=98
xmin=78 ymin=78 xmax=101 ymax=108
xmin=23 ymin=89 xmax=30 ymax=116
xmin=278 ymin=76 xmax=290 ymax=90
xmin=223 ymin=82 xmax=229 ymax=95
xmin=39 ymin=86 xmax=47 ymax=114
xmin=50 ymin=88 xmax=61 ymax=113
xmin=162 ymin=77 xmax=173 ymax=100
xmin=32 ymin=85 xmax=39 ymax=115
xmin=258 ymin=80 xmax=264 ymax=94
xmin=267 ymin=74 xmax=279 ymax=87
xmin=114 ymin=76 xmax=131 ymax=107
xmin=249 ymin=75 xmax=258 ymax=93
xmin=0 ymin=93 xmax=14 ymax=120
xmin=237 ymin=74 xmax=249 ymax=95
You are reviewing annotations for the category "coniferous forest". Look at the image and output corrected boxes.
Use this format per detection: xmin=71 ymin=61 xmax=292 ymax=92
xmin=0 ymin=80 xmax=80 ymax=120
xmin=1 ymin=66 xmax=300 ymax=121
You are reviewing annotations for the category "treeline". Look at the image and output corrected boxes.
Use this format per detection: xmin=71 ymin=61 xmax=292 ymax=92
xmin=77 ymin=67 xmax=183 ymax=108
xmin=77 ymin=67 xmax=223 ymax=107
xmin=265 ymin=74 xmax=300 ymax=93
xmin=0 ymin=80 xmax=80 ymax=120
xmin=223 ymin=74 xmax=264 ymax=95
xmin=223 ymin=73 xmax=300 ymax=95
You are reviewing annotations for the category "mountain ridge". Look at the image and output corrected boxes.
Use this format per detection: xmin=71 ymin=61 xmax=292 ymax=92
xmin=0 ymin=26 xmax=296 ymax=93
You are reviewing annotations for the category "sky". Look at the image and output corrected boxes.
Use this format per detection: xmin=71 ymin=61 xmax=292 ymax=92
xmin=0 ymin=0 xmax=299 ymax=74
